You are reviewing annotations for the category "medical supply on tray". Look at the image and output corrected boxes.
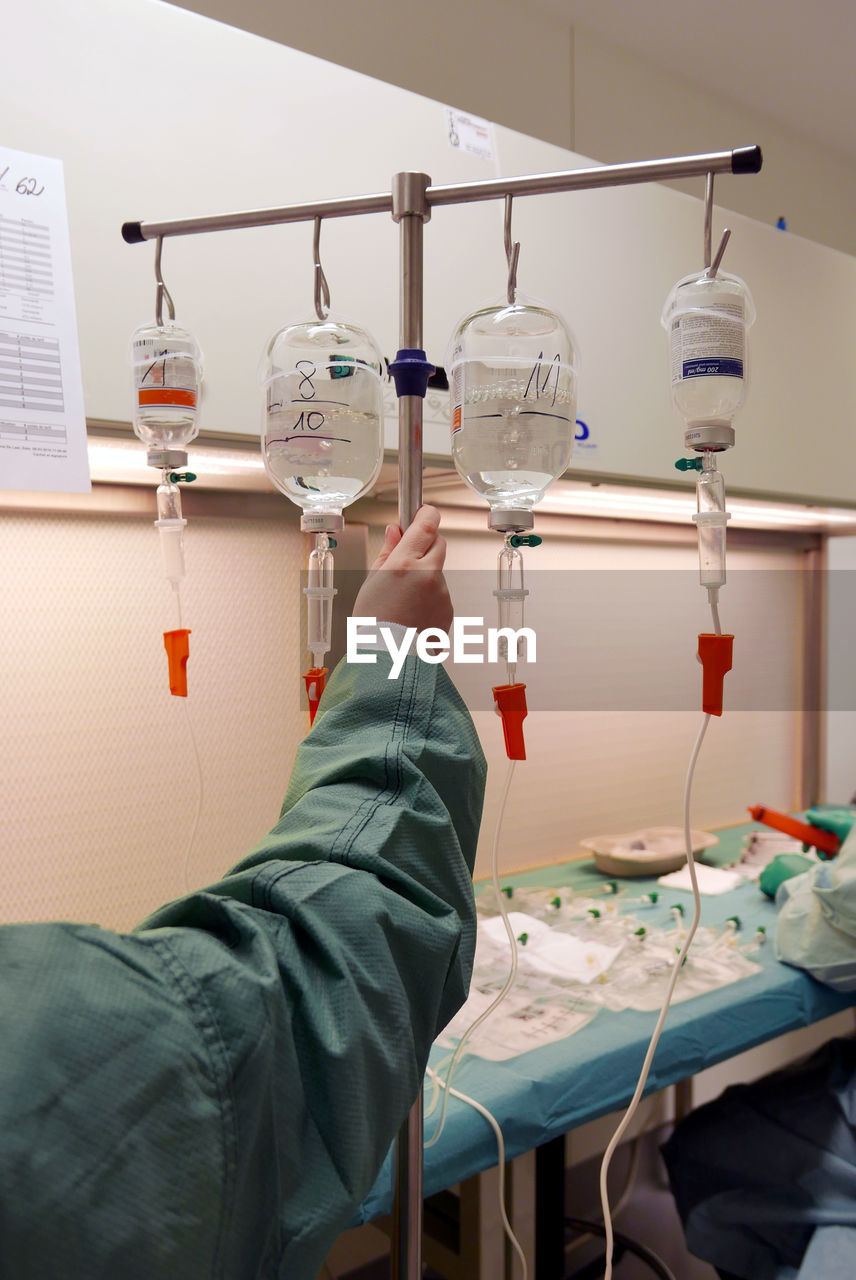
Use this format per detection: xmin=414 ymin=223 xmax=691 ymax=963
xmin=436 ymin=887 xmax=762 ymax=1061
xmin=580 ymin=826 xmax=719 ymax=877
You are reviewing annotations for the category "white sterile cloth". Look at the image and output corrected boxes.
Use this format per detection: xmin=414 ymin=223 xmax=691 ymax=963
xmin=657 ymin=864 xmax=743 ymax=895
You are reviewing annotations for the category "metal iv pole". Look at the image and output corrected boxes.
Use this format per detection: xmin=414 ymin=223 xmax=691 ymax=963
xmin=121 ymin=142 xmax=762 ymax=1280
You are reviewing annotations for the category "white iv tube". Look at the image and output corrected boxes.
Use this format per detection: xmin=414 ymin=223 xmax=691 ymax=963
xmin=305 ymin=533 xmax=336 ymax=670
xmin=494 ymin=539 xmax=529 ymax=685
xmin=692 ymin=453 xmax=730 ymax=627
xmin=155 ymin=476 xmax=187 ymax=628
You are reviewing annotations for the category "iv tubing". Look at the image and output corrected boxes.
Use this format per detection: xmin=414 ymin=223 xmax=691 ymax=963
xmin=425 ymin=1065 xmax=528 ymax=1280
xmin=425 ymin=758 xmax=518 ymax=1148
xmin=180 ymin=697 xmax=205 ymax=894
xmin=598 ymin=705 xmax=711 ymax=1279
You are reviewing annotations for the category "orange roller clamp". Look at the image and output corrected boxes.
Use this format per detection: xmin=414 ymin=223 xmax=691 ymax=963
xmin=697 ymin=633 xmax=734 ymax=716
xmin=303 ymin=667 xmax=328 ymax=724
xmin=163 ymin=629 xmax=191 ymax=697
xmin=492 ymin=682 xmax=528 ymax=760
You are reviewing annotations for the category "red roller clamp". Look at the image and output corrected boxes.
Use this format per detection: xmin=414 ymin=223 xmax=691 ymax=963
xmin=697 ymin=633 xmax=734 ymax=716
xmin=163 ymin=629 xmax=191 ymax=698
xmin=492 ymin=682 xmax=528 ymax=760
xmin=748 ymin=803 xmax=841 ymax=858
xmin=303 ymin=667 xmax=328 ymax=724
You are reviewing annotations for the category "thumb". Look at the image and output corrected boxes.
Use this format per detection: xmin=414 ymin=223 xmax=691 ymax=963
xmin=372 ymin=524 xmax=403 ymax=568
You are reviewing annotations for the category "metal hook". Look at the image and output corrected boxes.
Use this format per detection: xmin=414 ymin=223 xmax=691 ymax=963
xmin=703 ymin=173 xmax=714 ymax=269
xmin=154 ymin=236 xmax=175 ymax=327
xmin=313 ymin=216 xmax=331 ymax=321
xmin=706 ymin=227 xmax=732 ymax=278
xmin=702 ymin=172 xmax=731 ymax=278
xmin=503 ymin=194 xmax=520 ymax=305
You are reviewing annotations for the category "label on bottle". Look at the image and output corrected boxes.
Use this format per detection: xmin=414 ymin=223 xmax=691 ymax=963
xmin=671 ymin=301 xmax=744 ymax=384
xmin=451 ymin=364 xmax=463 ymax=435
xmin=134 ymin=338 xmax=199 ymax=407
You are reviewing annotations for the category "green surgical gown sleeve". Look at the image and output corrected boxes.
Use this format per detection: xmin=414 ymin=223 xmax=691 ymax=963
xmin=0 ymin=653 xmax=486 ymax=1280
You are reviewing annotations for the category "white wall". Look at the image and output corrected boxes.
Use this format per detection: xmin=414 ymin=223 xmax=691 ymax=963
xmin=164 ymin=0 xmax=856 ymax=259
xmin=571 ymin=26 xmax=856 ymax=258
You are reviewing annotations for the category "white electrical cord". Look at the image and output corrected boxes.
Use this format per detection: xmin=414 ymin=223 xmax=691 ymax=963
xmin=425 ymin=1065 xmax=528 ymax=1280
xmin=425 ymin=758 xmax=519 ymax=1148
xmin=598 ymin=710 xmax=711 ymax=1279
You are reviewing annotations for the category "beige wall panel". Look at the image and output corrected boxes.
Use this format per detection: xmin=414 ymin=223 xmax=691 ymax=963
xmin=1 ymin=508 xmax=304 ymax=931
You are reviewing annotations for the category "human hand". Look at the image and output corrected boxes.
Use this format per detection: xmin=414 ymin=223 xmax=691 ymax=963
xmin=353 ymin=505 xmax=453 ymax=634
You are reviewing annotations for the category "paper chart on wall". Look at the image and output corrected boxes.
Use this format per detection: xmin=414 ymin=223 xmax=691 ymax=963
xmin=0 ymin=146 xmax=89 ymax=493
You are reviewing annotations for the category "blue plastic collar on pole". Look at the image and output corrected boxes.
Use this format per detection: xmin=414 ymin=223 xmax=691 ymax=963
xmin=389 ymin=348 xmax=435 ymax=399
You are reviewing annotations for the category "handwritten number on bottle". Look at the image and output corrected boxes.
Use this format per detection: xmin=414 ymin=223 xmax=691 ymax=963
xmin=524 ymin=352 xmax=562 ymax=406
xmin=296 ymin=360 xmax=317 ymax=400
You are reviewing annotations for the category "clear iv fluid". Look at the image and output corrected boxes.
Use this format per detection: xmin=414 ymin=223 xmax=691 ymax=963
xmin=448 ymin=298 xmax=578 ymax=517
xmin=261 ymin=319 xmax=384 ymax=517
xmin=131 ymin=321 xmax=203 ymax=449
xmin=264 ymin=395 xmax=381 ymax=512
xmin=452 ymin=373 xmax=575 ymax=509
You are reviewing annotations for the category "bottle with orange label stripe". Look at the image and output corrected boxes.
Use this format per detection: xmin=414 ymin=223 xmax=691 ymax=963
xmin=131 ymin=320 xmax=203 ymax=458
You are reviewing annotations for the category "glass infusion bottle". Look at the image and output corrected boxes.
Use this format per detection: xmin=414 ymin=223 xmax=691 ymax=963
xmin=662 ymin=270 xmax=755 ymax=451
xmin=131 ymin=321 xmax=203 ymax=464
xmin=447 ymin=296 xmax=578 ymax=531
xmin=260 ymin=316 xmax=385 ymax=533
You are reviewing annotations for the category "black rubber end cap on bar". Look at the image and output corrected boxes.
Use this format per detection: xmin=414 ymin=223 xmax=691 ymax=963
xmin=121 ymin=221 xmax=146 ymax=244
xmin=731 ymin=145 xmax=763 ymax=174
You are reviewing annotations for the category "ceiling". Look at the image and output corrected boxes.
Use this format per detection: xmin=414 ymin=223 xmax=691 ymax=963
xmin=536 ymin=0 xmax=856 ymax=162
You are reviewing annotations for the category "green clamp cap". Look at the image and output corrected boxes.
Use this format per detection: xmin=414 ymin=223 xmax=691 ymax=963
xmin=671 ymin=903 xmax=685 ymax=917
xmin=501 ymin=885 xmax=513 ymax=899
xmin=603 ymin=880 xmax=619 ymax=895
xmin=168 ymin=471 xmax=197 ymax=484
xmin=726 ymin=915 xmax=742 ymax=930
xmin=587 ymin=907 xmax=601 ymax=919
xmin=634 ymin=926 xmax=647 ymax=939
xmin=645 ymin=891 xmax=659 ymax=904
xmin=509 ymin=534 xmax=543 ymax=548
xmin=674 ymin=457 xmax=703 ymax=472
xmin=517 ymin=932 xmax=529 ymax=946
xmin=550 ymin=896 xmax=562 ymax=910
xmin=327 ymin=537 xmax=338 ymax=549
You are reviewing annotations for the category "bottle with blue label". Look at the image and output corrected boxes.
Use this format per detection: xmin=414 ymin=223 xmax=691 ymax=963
xmin=662 ymin=271 xmax=755 ymax=451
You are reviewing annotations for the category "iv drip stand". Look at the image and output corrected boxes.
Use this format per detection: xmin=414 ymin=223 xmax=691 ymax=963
xmin=122 ymin=141 xmax=762 ymax=1280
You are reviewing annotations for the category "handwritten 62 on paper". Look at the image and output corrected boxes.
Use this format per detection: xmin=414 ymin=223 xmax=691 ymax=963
xmin=0 ymin=165 xmax=46 ymax=197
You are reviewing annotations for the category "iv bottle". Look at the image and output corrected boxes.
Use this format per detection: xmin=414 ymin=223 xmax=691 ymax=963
xmin=447 ymin=295 xmax=578 ymax=531
xmin=131 ymin=321 xmax=203 ymax=455
xmin=261 ymin=316 xmax=385 ymax=532
xmin=662 ymin=271 xmax=755 ymax=451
